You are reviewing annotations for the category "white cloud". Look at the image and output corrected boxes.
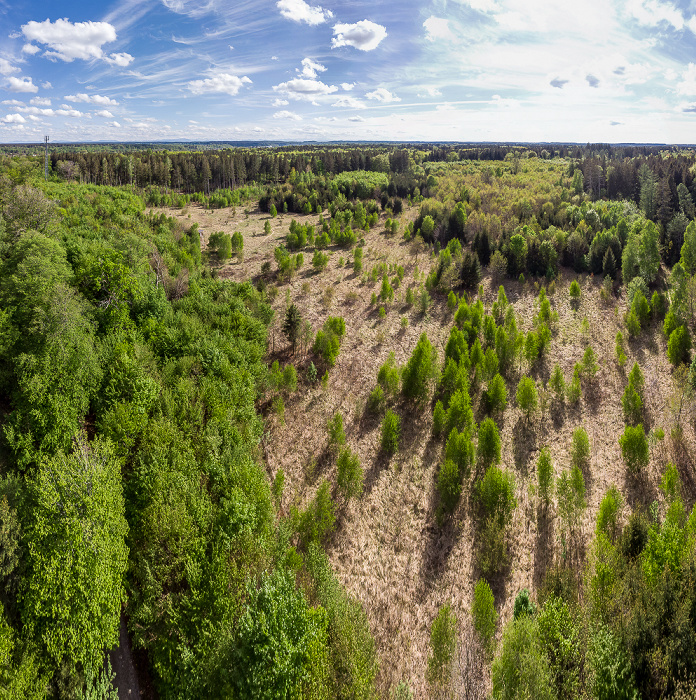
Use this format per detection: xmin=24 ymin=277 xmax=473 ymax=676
xmin=41 ymin=81 xmax=52 ymax=89
xmin=277 ymin=0 xmax=333 ymax=26
xmin=626 ymin=0 xmax=684 ymax=30
xmin=96 ymin=110 xmax=114 ymax=117
xmin=27 ymin=115 xmax=40 ymax=122
xmin=56 ymin=108 xmax=87 ymax=117
xmin=272 ymin=98 xmax=289 ymax=106
xmin=104 ymin=52 xmax=134 ymax=67
xmin=298 ymin=57 xmax=326 ymax=79
xmin=2 ymin=100 xmax=24 ymax=106
xmin=332 ymin=96 xmax=366 ymax=109
xmin=341 ymin=82 xmax=355 ymax=91
xmin=65 ymin=93 xmax=119 ymax=106
xmin=6 ymin=76 xmax=38 ymax=93
xmin=110 ymin=121 xmax=121 ymax=127
xmin=30 ymin=97 xmax=51 ymax=106
xmin=273 ymin=77 xmax=338 ymax=100
xmin=332 ymin=20 xmax=387 ymax=51
xmin=13 ymin=106 xmax=54 ymax=116
xmin=677 ymin=63 xmax=696 ymax=95
xmin=1 ymin=114 xmax=26 ymax=124
xmin=348 ymin=115 xmax=365 ymax=122
xmin=0 ymin=59 xmax=19 ymax=76
xmin=22 ymin=44 xmax=41 ymax=55
xmin=271 ymin=55 xmax=279 ymax=60
xmin=273 ymin=110 xmax=303 ymax=120
xmin=423 ymin=16 xmax=457 ymax=42
xmin=188 ymin=73 xmax=252 ymax=96
xmin=21 ymin=18 xmax=120 ymax=63
xmin=417 ymin=85 xmax=442 ymax=98
xmin=365 ymin=87 xmax=400 ymax=102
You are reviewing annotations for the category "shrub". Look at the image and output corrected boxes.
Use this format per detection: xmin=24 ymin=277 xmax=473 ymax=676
xmin=663 ymin=310 xmax=680 ymax=339
xmin=282 ymin=364 xmax=298 ymax=394
xmin=556 ymin=466 xmax=586 ymax=534
xmin=432 ymin=400 xmax=446 ymax=436
xmin=581 ymin=346 xmax=599 ymax=379
xmin=615 ymin=331 xmax=627 ymax=367
xmin=367 ymin=385 xmax=385 ymax=414
xmin=516 ymin=376 xmax=538 ymax=420
xmin=513 ymin=589 xmax=536 ymax=620
xmin=381 ymin=410 xmax=401 ymax=454
xmin=313 ymin=316 xmax=346 ymax=367
xmin=596 ymin=485 xmax=623 ymax=541
xmin=588 ymin=627 xmax=639 ymax=700
xmin=631 ymin=291 xmax=650 ymax=326
xmin=447 ymin=290 xmax=458 ymax=310
xmin=478 ymin=418 xmax=501 ymax=468
xmin=444 ymin=428 xmax=474 ymax=477
xmin=667 ymin=326 xmax=691 ymax=366
xmin=619 ymin=424 xmax=649 ymax=472
xmin=446 ymin=388 xmax=474 ymax=434
xmin=312 ymin=249 xmax=329 ymax=272
xmin=478 ymin=465 xmax=516 ymax=525
xmin=569 ymin=279 xmax=581 ymax=302
xmin=472 ymin=579 xmax=497 ymax=654
xmin=485 ymin=373 xmax=507 ymax=414
xmin=437 ymin=459 xmax=462 ymax=514
xmin=570 ymin=427 xmax=590 ymax=472
xmin=567 ymin=370 xmax=581 ymax=404
xmin=548 ymin=364 xmax=565 ymax=400
xmin=625 ymin=310 xmax=641 ymax=337
xmin=336 ymin=448 xmax=364 ymax=500
xmin=426 ymin=604 xmax=457 ymax=688
xmin=537 ymin=447 xmax=554 ymax=505
xmin=401 ymin=333 xmax=437 ymax=403
xmin=380 ymin=275 xmax=394 ymax=303
xmin=418 ymin=286 xmax=431 ymax=313
xmin=377 ymin=353 xmax=400 ymax=396
xmin=327 ymin=413 xmax=346 ymax=452
xmin=296 ymin=479 xmax=336 ymax=548
xmin=622 ymin=363 xmax=644 ymax=425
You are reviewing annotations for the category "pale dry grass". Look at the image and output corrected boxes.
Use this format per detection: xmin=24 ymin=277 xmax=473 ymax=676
xmin=157 ymin=201 xmax=696 ymax=697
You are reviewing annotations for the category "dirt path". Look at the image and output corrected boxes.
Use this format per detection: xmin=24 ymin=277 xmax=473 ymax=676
xmin=110 ymin=614 xmax=144 ymax=699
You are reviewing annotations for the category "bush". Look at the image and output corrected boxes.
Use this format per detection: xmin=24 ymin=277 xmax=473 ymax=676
xmin=437 ymin=459 xmax=462 ymax=515
xmin=570 ymin=427 xmax=590 ymax=472
xmin=381 ymin=410 xmax=401 ymax=454
xmin=537 ymin=447 xmax=554 ymax=505
xmin=312 ymin=249 xmax=329 ymax=272
xmin=472 ymin=579 xmax=497 ymax=654
xmin=377 ymin=353 xmax=400 ymax=396
xmin=446 ymin=388 xmax=474 ymax=435
xmin=596 ymin=485 xmax=623 ymax=541
xmin=667 ymin=326 xmax=691 ymax=366
xmin=581 ymin=346 xmax=599 ymax=379
xmin=516 ymin=376 xmax=538 ymax=420
xmin=548 ymin=364 xmax=565 ymax=400
xmin=567 ymin=370 xmax=581 ymax=404
xmin=432 ymin=400 xmax=446 ymax=437
xmin=619 ymin=424 xmax=649 ymax=472
xmin=367 ymin=385 xmax=385 ymax=414
xmin=513 ymin=589 xmax=536 ymax=620
xmin=622 ymin=362 xmax=644 ymax=425
xmin=426 ymin=604 xmax=457 ymax=688
xmin=296 ymin=479 xmax=336 ymax=548
xmin=663 ymin=310 xmax=680 ymax=339
xmin=478 ymin=418 xmax=501 ymax=467
xmin=401 ymin=333 xmax=437 ymax=403
xmin=444 ymin=428 xmax=474 ymax=477
xmin=327 ymin=413 xmax=346 ymax=452
xmin=615 ymin=331 xmax=627 ymax=367
xmin=485 ymin=373 xmax=507 ymax=413
xmin=336 ymin=448 xmax=363 ymax=501
xmin=625 ymin=310 xmax=641 ymax=337
xmin=556 ymin=466 xmax=586 ymax=534
xmin=569 ymin=279 xmax=581 ymax=302
xmin=478 ymin=465 xmax=516 ymax=525
xmin=588 ymin=627 xmax=639 ymax=700
xmin=313 ymin=316 xmax=346 ymax=367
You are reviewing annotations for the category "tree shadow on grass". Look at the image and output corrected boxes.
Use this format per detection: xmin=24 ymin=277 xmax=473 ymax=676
xmin=512 ymin=417 xmax=537 ymax=474
xmin=533 ymin=504 xmax=555 ymax=591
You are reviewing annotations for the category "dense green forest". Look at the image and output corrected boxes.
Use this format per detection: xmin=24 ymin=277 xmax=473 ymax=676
xmin=1 ymin=143 xmax=696 ymax=698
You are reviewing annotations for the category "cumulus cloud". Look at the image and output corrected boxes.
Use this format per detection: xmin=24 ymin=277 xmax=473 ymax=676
xmin=365 ymin=87 xmax=400 ymax=102
xmin=332 ymin=96 xmax=366 ymax=109
xmin=56 ymin=108 xmax=87 ymax=117
xmin=2 ymin=114 xmax=26 ymax=124
xmin=1 ymin=100 xmax=24 ymax=106
xmin=423 ymin=16 xmax=457 ymax=42
xmin=21 ymin=18 xmax=123 ymax=63
xmin=550 ymin=77 xmax=569 ymax=88
xmin=0 ymin=59 xmax=19 ymax=76
xmin=341 ymin=82 xmax=355 ymax=91
xmin=272 ymin=98 xmax=289 ymax=107
xmin=273 ymin=77 xmax=338 ymax=100
xmin=65 ymin=93 xmax=119 ymax=105
xmin=30 ymin=97 xmax=51 ymax=106
xmin=13 ymin=105 xmax=54 ymax=116
xmin=298 ymin=57 xmax=326 ymax=79
xmin=677 ymin=63 xmax=696 ymax=95
xmin=277 ymin=0 xmax=333 ymax=25
xmin=188 ymin=73 xmax=252 ymax=96
xmin=105 ymin=52 xmax=134 ymax=66
xmin=22 ymin=44 xmax=41 ymax=55
xmin=348 ymin=115 xmax=365 ymax=122
xmin=6 ymin=76 xmax=38 ymax=93
xmin=96 ymin=110 xmax=114 ymax=117
xmin=41 ymin=81 xmax=52 ymax=89
xmin=27 ymin=115 xmax=40 ymax=122
xmin=110 ymin=121 xmax=121 ymax=127
xmin=417 ymin=85 xmax=442 ymax=98
xmin=332 ymin=21 xmax=387 ymax=51
xmin=273 ymin=110 xmax=302 ymax=120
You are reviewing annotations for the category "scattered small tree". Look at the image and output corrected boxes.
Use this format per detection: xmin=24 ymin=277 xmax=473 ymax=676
xmin=570 ymin=427 xmax=590 ymax=472
xmin=478 ymin=418 xmax=501 ymax=467
xmin=426 ymin=604 xmax=457 ymax=689
xmin=485 ymin=373 xmax=507 ymax=414
xmin=619 ymin=424 xmax=649 ymax=472
xmin=381 ymin=410 xmax=401 ymax=454
xmin=569 ymin=279 xmax=581 ymax=306
xmin=336 ymin=448 xmax=364 ymax=501
xmin=401 ymin=333 xmax=437 ymax=403
xmin=667 ymin=326 xmax=691 ymax=366
xmin=516 ymin=376 xmax=538 ymax=421
xmin=282 ymin=303 xmax=302 ymax=354
xmin=327 ymin=412 xmax=346 ymax=452
xmin=472 ymin=579 xmax=497 ymax=656
xmin=537 ymin=447 xmax=554 ymax=506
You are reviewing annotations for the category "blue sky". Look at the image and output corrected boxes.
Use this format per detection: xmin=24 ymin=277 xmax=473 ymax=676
xmin=2 ymin=0 xmax=696 ymax=143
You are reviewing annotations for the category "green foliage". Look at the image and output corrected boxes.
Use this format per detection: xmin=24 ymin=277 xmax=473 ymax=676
xmin=478 ymin=465 xmax=516 ymax=525
xmin=426 ymin=604 xmax=457 ymax=688
xmin=444 ymin=428 xmax=474 ymax=477
xmin=380 ymin=275 xmax=394 ymax=303
xmin=381 ymin=410 xmax=401 ymax=454
xmin=312 ymin=249 xmax=329 ymax=272
xmin=437 ymin=459 xmax=462 ymax=515
xmin=432 ymin=400 xmax=446 ymax=437
xmin=660 ymin=461 xmax=681 ymax=504
xmin=615 ymin=331 xmax=627 ymax=367
xmin=447 ymin=290 xmax=458 ymax=310
xmin=588 ymin=627 xmax=639 ymax=700
xmin=208 ymin=231 xmax=232 ymax=261
xmin=491 ymin=615 xmax=554 ymax=700
xmin=570 ymin=426 xmax=590 ymax=472
xmin=327 ymin=413 xmax=346 ymax=452
xmin=367 ymin=385 xmax=386 ymax=415
xmin=549 ymin=364 xmax=565 ymax=400
xmin=377 ymin=352 xmax=400 ymax=396
xmin=297 ymin=480 xmax=336 ymax=550
xmin=472 ymin=579 xmax=497 ymax=654
xmin=516 ymin=376 xmax=538 ymax=420
xmin=622 ymin=362 xmax=644 ymax=425
xmin=596 ymin=485 xmax=623 ymax=542
xmin=619 ymin=424 xmax=649 ymax=472
xmin=569 ymin=279 xmax=581 ymax=301
xmin=336 ymin=449 xmax=364 ymax=501
xmin=581 ymin=345 xmax=599 ymax=379
xmin=537 ymin=447 xmax=554 ymax=505
xmin=513 ymin=589 xmax=536 ymax=620
xmin=22 ymin=436 xmax=128 ymax=669
xmin=283 ymin=303 xmax=302 ymax=352
xmin=313 ymin=317 xmax=346 ymax=367
xmin=485 ymin=373 xmax=507 ymax=414
xmin=667 ymin=326 xmax=691 ymax=366
xmin=401 ymin=333 xmax=437 ymax=403
xmin=556 ymin=466 xmax=586 ymax=534
xmin=478 ymin=417 xmax=501 ymax=467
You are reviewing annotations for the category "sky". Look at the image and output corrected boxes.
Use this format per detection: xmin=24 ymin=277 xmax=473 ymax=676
xmin=2 ymin=0 xmax=696 ymax=143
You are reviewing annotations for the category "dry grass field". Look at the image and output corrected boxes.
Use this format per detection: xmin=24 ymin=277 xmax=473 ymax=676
xmin=159 ymin=202 xmax=696 ymax=697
